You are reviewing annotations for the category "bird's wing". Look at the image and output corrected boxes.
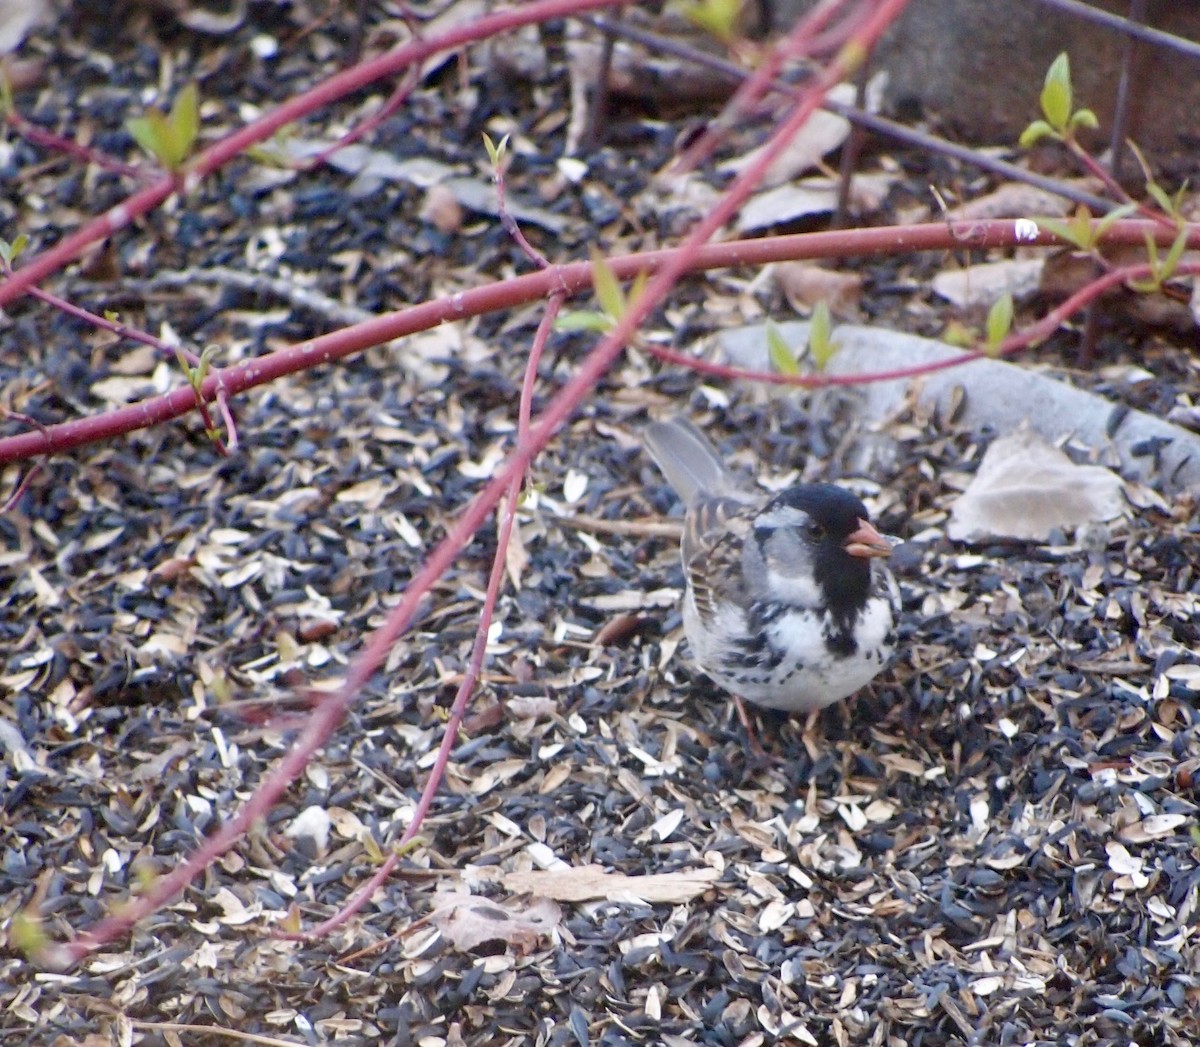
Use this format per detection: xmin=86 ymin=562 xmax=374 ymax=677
xmin=682 ymin=495 xmax=757 ymax=624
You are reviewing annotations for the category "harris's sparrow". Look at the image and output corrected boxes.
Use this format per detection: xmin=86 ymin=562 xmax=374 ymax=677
xmin=644 ymin=417 xmax=900 ymax=748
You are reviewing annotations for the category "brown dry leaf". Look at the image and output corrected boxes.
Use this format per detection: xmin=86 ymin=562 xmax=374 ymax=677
xmin=1041 ymin=244 xmax=1198 ymax=334
xmin=500 ymin=497 xmax=528 ymax=591
xmin=720 ymin=74 xmax=886 ymax=188
xmin=506 ymin=694 xmax=557 ymax=720
xmin=502 ymin=864 xmax=719 ymax=904
xmin=430 ymin=892 xmax=561 ymax=954
xmin=947 ymin=427 xmax=1126 ymax=542
xmin=773 ymin=262 xmax=863 ymax=317
xmin=419 ymin=184 xmax=464 ymax=234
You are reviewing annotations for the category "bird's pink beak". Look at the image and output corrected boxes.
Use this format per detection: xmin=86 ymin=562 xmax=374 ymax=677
xmin=844 ymin=518 xmax=893 ymax=559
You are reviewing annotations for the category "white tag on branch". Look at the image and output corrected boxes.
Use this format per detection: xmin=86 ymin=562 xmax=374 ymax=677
xmin=948 ymin=427 xmax=1126 ymax=542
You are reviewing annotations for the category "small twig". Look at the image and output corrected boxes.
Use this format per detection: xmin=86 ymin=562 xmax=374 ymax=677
xmin=298 ymin=66 xmax=422 ymax=173
xmin=110 ymin=265 xmax=375 ymax=328
xmin=2 ymin=461 xmax=42 ymax=511
xmin=213 ymin=385 xmax=238 ymax=454
xmin=644 ymin=256 xmax=1200 ymax=386
xmin=492 ymin=144 xmax=553 ymax=271
xmin=289 ymin=295 xmax=565 ymax=942
xmin=832 ymin=50 xmax=873 ymax=229
xmin=586 ymin=4 xmax=620 ymax=148
xmin=1033 ymin=0 xmax=1200 ymax=60
xmin=672 ymin=0 xmax=855 ymax=175
xmin=11 ymin=274 xmax=204 ymax=368
xmin=1107 ymin=0 xmax=1148 ymax=181
xmin=4 ymin=110 xmax=144 ymax=179
xmin=129 ymin=1023 xmax=305 ymax=1047
xmin=586 ymin=11 xmax=1119 ymax=216
xmin=554 ymin=513 xmax=682 ymax=539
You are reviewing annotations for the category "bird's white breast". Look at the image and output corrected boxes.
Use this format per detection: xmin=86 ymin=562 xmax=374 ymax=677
xmin=684 ymin=590 xmax=896 ymax=713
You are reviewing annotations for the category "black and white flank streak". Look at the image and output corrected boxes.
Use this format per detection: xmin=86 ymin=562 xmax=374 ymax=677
xmin=645 ymin=417 xmax=901 ymax=713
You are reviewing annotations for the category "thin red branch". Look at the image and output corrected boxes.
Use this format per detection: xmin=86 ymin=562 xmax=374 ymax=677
xmin=646 ymin=258 xmax=1200 ymax=385
xmin=674 ymin=0 xmax=861 ymax=174
xmin=3 ymin=217 xmax=1195 ymax=466
xmin=45 ymin=0 xmax=911 ymax=967
xmin=0 ymin=0 xmax=629 ymax=311
xmin=4 ymin=110 xmax=144 ymax=179
xmin=298 ymin=66 xmax=422 ymax=173
xmin=2 ymin=462 xmax=42 ymax=511
xmin=293 ymin=296 xmax=564 ymax=943
xmin=16 ymin=281 xmax=203 ymax=367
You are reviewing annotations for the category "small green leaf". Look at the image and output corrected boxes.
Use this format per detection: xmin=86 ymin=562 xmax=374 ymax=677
xmin=126 ymin=83 xmax=200 ymax=170
xmin=1161 ymin=226 xmax=1188 ymax=281
xmin=1040 ymin=53 xmax=1073 ymax=131
xmin=1036 ymin=216 xmax=1086 ymax=250
xmin=9 ymin=908 xmax=46 ymax=960
xmin=126 ymin=111 xmax=168 ymax=162
xmin=942 ymin=319 xmax=977 ymax=348
xmin=1092 ymin=202 xmax=1137 ymax=241
xmin=837 ymin=39 xmax=868 ymax=77
xmin=167 ymin=82 xmax=199 ymax=163
xmin=1069 ymin=108 xmax=1099 ymax=132
xmin=1146 ymin=181 xmax=1175 ymax=217
xmin=679 ymin=0 xmax=741 ymax=42
xmin=807 ymin=302 xmax=839 ymax=372
xmin=483 ymin=132 xmax=509 ymax=169
xmin=766 ymin=321 xmax=799 ymax=375
xmin=132 ymin=858 xmax=158 ymax=895
xmin=555 ymin=310 xmax=612 ymax=333
xmin=590 ymin=249 xmax=624 ymax=321
xmin=985 ymin=293 xmax=1014 ymax=356
xmin=361 ymin=832 xmax=384 ymax=862
xmin=1141 ymin=229 xmax=1163 ymax=282
xmin=1019 ymin=119 xmax=1057 ymax=149
xmin=626 ymin=268 xmax=649 ymax=310
xmin=1069 ymin=206 xmax=1096 ymax=249
xmin=194 ymin=345 xmax=216 ymax=389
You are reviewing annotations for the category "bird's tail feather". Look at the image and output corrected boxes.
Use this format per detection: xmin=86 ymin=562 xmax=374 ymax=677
xmin=644 ymin=416 xmax=747 ymax=503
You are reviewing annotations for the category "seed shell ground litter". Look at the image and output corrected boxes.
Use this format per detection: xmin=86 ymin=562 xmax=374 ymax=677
xmin=1 ymin=5 xmax=1199 ymax=1046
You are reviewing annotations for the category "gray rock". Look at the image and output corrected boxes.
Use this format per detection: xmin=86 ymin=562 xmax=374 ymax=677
xmin=717 ymin=322 xmax=1200 ymax=493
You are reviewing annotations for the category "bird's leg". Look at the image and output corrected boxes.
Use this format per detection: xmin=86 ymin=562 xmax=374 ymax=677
xmin=732 ymin=695 xmax=775 ymax=764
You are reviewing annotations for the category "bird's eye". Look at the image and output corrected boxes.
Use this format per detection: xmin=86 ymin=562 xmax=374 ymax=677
xmin=806 ymin=521 xmax=826 ymax=540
